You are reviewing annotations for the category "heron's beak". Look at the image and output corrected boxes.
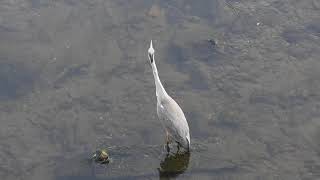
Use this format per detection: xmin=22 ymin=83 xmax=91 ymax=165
xmin=150 ymin=40 xmax=153 ymax=50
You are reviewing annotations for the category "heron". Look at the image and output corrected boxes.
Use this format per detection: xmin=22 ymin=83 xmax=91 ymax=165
xmin=147 ymin=40 xmax=190 ymax=153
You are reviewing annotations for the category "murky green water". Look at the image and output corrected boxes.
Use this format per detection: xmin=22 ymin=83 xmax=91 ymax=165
xmin=0 ymin=0 xmax=319 ymax=179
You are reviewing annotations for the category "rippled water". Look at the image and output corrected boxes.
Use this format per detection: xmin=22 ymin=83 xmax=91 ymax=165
xmin=0 ymin=0 xmax=319 ymax=180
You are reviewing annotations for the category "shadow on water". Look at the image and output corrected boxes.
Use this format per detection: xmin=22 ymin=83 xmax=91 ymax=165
xmin=56 ymin=147 xmax=241 ymax=180
xmin=158 ymin=152 xmax=190 ymax=179
xmin=56 ymin=149 xmax=191 ymax=180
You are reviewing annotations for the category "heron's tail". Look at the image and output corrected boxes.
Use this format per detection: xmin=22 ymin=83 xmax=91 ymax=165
xmin=186 ymin=135 xmax=190 ymax=150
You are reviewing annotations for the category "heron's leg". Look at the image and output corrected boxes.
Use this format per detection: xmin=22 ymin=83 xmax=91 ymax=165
xmin=176 ymin=142 xmax=180 ymax=154
xmin=166 ymin=131 xmax=170 ymax=153
xmin=165 ymin=131 xmax=169 ymax=143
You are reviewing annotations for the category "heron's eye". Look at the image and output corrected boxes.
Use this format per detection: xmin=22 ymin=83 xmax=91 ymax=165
xmin=148 ymin=54 xmax=153 ymax=63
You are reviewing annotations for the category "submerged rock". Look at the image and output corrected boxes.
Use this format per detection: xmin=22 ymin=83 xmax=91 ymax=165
xmin=92 ymin=149 xmax=110 ymax=164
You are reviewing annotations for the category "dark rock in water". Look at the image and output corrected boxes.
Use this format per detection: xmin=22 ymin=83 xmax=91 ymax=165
xmin=92 ymin=149 xmax=110 ymax=164
xmin=208 ymin=39 xmax=217 ymax=48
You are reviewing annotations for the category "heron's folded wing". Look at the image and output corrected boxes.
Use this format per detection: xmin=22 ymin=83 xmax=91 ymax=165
xmin=159 ymin=98 xmax=189 ymax=139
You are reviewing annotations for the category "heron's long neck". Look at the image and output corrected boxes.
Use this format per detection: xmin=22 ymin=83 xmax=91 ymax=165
xmin=151 ymin=62 xmax=168 ymax=100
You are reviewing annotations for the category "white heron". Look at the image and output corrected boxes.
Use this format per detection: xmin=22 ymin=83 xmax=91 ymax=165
xmin=147 ymin=40 xmax=190 ymax=152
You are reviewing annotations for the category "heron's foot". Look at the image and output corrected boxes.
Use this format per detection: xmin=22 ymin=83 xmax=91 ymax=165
xmin=166 ymin=142 xmax=170 ymax=153
xmin=176 ymin=142 xmax=181 ymax=154
xmin=163 ymin=141 xmax=171 ymax=153
xmin=164 ymin=131 xmax=171 ymax=153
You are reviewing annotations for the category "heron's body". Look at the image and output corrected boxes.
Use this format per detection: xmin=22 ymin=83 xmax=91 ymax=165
xmin=157 ymin=95 xmax=190 ymax=149
xmin=148 ymin=40 xmax=190 ymax=151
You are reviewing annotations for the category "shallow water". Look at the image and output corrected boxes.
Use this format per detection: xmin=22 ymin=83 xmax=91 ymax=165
xmin=0 ymin=0 xmax=320 ymax=180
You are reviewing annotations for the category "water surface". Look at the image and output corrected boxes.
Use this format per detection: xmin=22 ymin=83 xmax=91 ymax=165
xmin=0 ymin=0 xmax=320 ymax=180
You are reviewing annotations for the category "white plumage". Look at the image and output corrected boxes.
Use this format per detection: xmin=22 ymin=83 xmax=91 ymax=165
xmin=148 ymin=40 xmax=190 ymax=152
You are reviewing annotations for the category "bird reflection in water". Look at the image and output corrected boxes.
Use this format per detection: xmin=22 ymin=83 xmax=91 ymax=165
xmin=158 ymin=152 xmax=190 ymax=179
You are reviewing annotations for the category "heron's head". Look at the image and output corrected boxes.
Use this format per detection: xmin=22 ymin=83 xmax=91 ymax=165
xmin=148 ymin=40 xmax=155 ymax=64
